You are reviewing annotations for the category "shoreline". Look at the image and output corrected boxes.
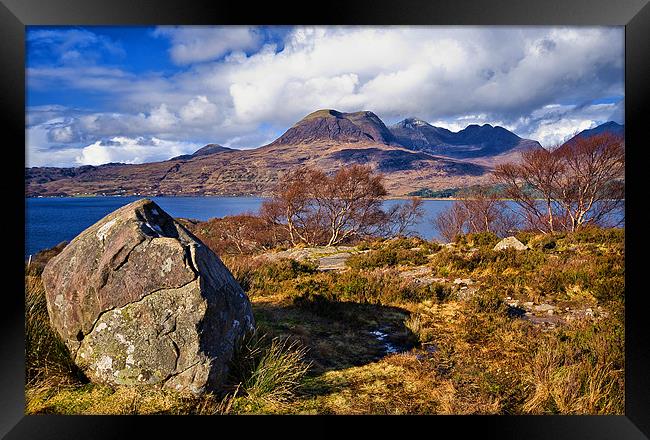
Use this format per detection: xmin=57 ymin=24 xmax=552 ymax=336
xmin=26 ymin=195 xmax=627 ymax=202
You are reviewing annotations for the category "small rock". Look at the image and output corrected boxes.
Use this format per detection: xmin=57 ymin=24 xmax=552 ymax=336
xmin=493 ymin=236 xmax=528 ymax=251
xmin=534 ymin=304 xmax=555 ymax=312
xmin=453 ymin=278 xmax=473 ymax=285
xmin=547 ymin=310 xmax=554 ymax=316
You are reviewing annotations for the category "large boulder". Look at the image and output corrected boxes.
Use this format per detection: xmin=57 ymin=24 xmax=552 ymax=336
xmin=493 ymin=236 xmax=528 ymax=251
xmin=42 ymin=199 xmax=254 ymax=394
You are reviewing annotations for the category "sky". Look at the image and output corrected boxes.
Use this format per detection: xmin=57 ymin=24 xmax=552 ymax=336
xmin=26 ymin=25 xmax=625 ymax=167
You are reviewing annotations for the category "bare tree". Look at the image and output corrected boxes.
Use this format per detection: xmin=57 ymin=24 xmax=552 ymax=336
xmin=432 ymin=187 xmax=517 ymax=242
xmin=261 ymin=165 xmax=388 ymax=246
xmin=432 ymin=202 xmax=469 ymax=242
xmin=260 ymin=168 xmax=329 ymax=246
xmin=383 ymin=197 xmax=425 ymax=237
xmin=493 ymin=133 xmax=624 ymax=233
xmin=315 ymin=165 xmax=388 ymax=246
xmin=551 ymin=133 xmax=625 ymax=231
xmin=493 ymin=148 xmax=565 ymax=233
xmin=458 ymin=187 xmax=518 ymax=237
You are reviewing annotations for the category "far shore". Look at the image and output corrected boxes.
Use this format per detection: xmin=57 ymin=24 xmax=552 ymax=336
xmin=26 ymin=194 xmax=626 ymax=203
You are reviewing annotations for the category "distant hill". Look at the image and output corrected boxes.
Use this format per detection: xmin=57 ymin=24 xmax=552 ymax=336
xmin=25 ymin=108 xmax=598 ymax=198
xmin=389 ymin=117 xmax=542 ymax=159
xmin=559 ymin=121 xmax=624 ymax=149
xmin=169 ymin=144 xmax=235 ymax=161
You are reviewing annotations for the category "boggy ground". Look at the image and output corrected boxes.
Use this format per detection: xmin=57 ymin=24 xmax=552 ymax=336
xmin=25 ymin=228 xmax=624 ymax=415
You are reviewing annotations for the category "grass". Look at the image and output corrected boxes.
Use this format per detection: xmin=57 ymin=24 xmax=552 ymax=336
xmin=26 ymin=227 xmax=624 ymax=415
xmin=24 ymin=271 xmax=84 ymax=387
xmin=26 ymin=324 xmax=312 ymax=415
xmin=25 ymin=257 xmax=311 ymax=415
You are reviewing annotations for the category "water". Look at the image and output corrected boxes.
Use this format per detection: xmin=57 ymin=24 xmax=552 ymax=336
xmin=25 ymin=196 xmax=267 ymax=258
xmin=370 ymin=330 xmax=400 ymax=355
xmin=24 ymin=196 xmax=623 ymax=259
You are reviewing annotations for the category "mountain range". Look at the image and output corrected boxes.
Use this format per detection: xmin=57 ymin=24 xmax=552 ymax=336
xmin=25 ymin=110 xmax=624 ymax=198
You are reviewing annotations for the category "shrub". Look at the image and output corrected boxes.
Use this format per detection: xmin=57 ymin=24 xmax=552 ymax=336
xmin=421 ymin=241 xmax=442 ymax=253
xmin=514 ymin=231 xmax=537 ymax=245
xmin=467 ymin=231 xmax=500 ymax=248
xmin=225 ymin=257 xmax=318 ymax=293
xmin=228 ymin=330 xmax=311 ymax=403
xmin=189 ymin=214 xmax=291 ymax=256
xmin=470 ymin=288 xmax=506 ymax=314
xmin=435 ymin=283 xmax=454 ymax=302
xmin=346 ymin=245 xmax=428 ymax=270
xmin=259 ymin=258 xmax=318 ymax=282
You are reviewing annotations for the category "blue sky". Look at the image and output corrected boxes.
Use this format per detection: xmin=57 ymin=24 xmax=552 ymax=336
xmin=26 ymin=26 xmax=625 ymax=167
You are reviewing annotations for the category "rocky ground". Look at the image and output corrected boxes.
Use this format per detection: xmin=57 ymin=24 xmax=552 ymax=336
xmin=255 ymin=239 xmax=607 ymax=331
xmin=26 ymin=227 xmax=624 ymax=415
xmin=256 ymin=245 xmax=365 ymax=271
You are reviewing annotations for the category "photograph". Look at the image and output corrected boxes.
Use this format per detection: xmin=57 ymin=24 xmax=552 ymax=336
xmin=23 ymin=24 xmax=628 ymax=416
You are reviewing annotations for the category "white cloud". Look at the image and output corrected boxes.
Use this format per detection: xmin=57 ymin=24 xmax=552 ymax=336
xmin=152 ymin=26 xmax=262 ymax=65
xmin=26 ymin=26 xmax=625 ymax=166
xmin=75 ymin=136 xmax=201 ymax=166
xmin=147 ymin=104 xmax=178 ymax=130
xmin=517 ymin=101 xmax=624 ymax=146
xmin=179 ymin=96 xmax=219 ymax=124
xmin=48 ymin=125 xmax=76 ymax=142
xmin=528 ymin=119 xmax=598 ymax=147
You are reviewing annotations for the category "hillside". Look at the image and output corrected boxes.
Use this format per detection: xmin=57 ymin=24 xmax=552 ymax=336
xmin=26 ymin=111 xmax=615 ymax=198
xmin=389 ymin=118 xmax=543 ymax=159
xmin=558 ymin=121 xmax=624 ymax=151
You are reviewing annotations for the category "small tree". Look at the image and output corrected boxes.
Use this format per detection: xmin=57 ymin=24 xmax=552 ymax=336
xmin=313 ymin=165 xmax=388 ymax=246
xmin=493 ymin=133 xmax=624 ymax=232
xmin=494 ymin=148 xmax=564 ymax=233
xmin=381 ymin=197 xmax=425 ymax=237
xmin=262 ymin=165 xmax=389 ymax=246
xmin=432 ymin=186 xmax=517 ymax=242
xmin=552 ymin=133 xmax=625 ymax=231
xmin=432 ymin=202 xmax=469 ymax=242
xmin=260 ymin=168 xmax=327 ymax=246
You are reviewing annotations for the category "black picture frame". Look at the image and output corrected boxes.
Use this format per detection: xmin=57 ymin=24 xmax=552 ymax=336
xmin=2 ymin=0 xmax=649 ymax=437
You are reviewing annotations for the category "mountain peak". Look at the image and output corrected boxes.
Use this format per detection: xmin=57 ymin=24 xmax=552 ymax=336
xmin=392 ymin=117 xmax=432 ymax=129
xmin=168 ymin=144 xmax=233 ymax=161
xmin=389 ymin=118 xmax=540 ymax=159
xmin=192 ymin=144 xmax=232 ymax=156
xmin=560 ymin=121 xmax=625 ymax=149
xmin=269 ymin=109 xmax=395 ymax=146
xmin=599 ymin=121 xmax=623 ymax=129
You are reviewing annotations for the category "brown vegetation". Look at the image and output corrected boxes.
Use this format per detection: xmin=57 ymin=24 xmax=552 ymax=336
xmin=432 ymin=187 xmax=517 ymax=242
xmin=226 ymin=165 xmax=424 ymax=249
xmin=493 ymin=133 xmax=624 ymax=232
xmin=187 ymin=214 xmax=290 ymax=255
xmin=26 ymin=224 xmax=624 ymax=415
xmin=261 ymin=165 xmax=389 ymax=246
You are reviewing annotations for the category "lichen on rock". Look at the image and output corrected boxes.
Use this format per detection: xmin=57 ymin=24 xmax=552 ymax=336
xmin=42 ymin=198 xmax=254 ymax=394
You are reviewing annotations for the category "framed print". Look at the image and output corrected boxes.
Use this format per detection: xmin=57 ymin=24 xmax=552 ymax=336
xmin=2 ymin=0 xmax=649 ymax=437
